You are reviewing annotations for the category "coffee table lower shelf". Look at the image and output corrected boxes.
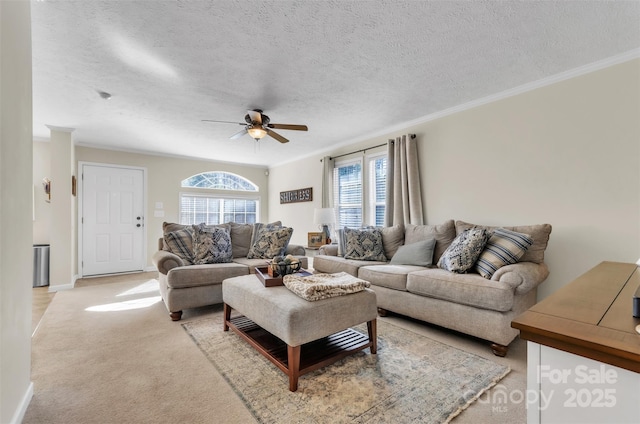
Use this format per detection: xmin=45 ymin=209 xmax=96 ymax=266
xmin=224 ymin=314 xmax=376 ymax=391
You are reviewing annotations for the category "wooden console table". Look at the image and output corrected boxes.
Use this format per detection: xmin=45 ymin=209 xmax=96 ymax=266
xmin=512 ymin=261 xmax=640 ymax=423
xmin=512 ymin=261 xmax=640 ymax=371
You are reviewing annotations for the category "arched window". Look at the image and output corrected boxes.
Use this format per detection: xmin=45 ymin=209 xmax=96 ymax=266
xmin=180 ymin=172 xmax=259 ymax=225
xmin=181 ymin=171 xmax=258 ymax=191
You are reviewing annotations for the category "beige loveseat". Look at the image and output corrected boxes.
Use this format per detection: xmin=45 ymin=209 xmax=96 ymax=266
xmin=153 ymin=221 xmax=308 ymax=321
xmin=313 ymin=220 xmax=551 ymax=356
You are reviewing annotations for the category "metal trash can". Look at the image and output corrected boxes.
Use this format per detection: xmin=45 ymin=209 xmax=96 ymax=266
xmin=33 ymin=244 xmax=50 ymax=287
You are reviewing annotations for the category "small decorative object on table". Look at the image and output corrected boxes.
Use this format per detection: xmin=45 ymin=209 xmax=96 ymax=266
xmin=307 ymin=232 xmax=326 ymax=248
xmin=269 ymin=254 xmax=301 ymax=277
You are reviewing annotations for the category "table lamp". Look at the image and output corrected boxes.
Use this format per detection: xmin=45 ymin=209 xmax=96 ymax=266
xmin=314 ymin=208 xmax=336 ymax=244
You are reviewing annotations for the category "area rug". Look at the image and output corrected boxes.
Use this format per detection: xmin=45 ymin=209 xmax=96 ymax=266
xmin=183 ymin=315 xmax=510 ymax=423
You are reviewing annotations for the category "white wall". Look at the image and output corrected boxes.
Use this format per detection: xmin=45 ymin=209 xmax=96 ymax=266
xmin=1 ymin=1 xmax=34 ymax=422
xmin=33 ymin=141 xmax=51 ymax=244
xmin=269 ymin=59 xmax=640 ymax=300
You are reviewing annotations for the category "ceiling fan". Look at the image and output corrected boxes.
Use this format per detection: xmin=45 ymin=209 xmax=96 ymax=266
xmin=203 ymin=109 xmax=308 ymax=143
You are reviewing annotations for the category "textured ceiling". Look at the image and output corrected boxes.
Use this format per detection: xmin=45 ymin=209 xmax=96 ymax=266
xmin=31 ymin=1 xmax=640 ymax=167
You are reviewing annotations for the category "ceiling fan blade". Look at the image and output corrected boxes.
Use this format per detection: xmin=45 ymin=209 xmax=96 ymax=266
xmin=247 ymin=110 xmax=262 ymax=124
xmin=230 ymin=128 xmax=248 ymax=140
xmin=202 ymin=119 xmax=245 ymax=125
xmin=267 ymin=123 xmax=308 ymax=131
xmin=266 ymin=129 xmax=289 ymax=143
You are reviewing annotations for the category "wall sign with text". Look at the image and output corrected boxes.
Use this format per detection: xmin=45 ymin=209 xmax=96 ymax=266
xmin=280 ymin=187 xmax=313 ymax=204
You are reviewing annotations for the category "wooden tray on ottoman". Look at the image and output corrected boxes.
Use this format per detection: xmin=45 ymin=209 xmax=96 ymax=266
xmin=255 ymin=266 xmax=312 ymax=287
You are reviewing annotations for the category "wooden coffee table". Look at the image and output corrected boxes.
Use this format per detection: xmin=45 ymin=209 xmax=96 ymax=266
xmin=222 ymin=274 xmax=378 ymax=391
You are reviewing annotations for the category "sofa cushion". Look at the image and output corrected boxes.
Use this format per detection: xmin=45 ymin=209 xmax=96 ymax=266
xmin=475 ymin=228 xmax=533 ymax=279
xmin=166 ymin=263 xmax=249 ymax=289
xmin=359 ymin=264 xmax=427 ymax=291
xmin=376 ymin=225 xmax=404 ymax=259
xmin=312 ymin=255 xmax=387 ymax=277
xmin=192 ymin=224 xmax=233 ymax=265
xmin=229 ymin=222 xmax=253 ymax=258
xmin=406 ymin=269 xmax=515 ymax=312
xmin=247 ymin=226 xmax=293 ymax=259
xmin=343 ymin=227 xmax=387 ymax=261
xmin=163 ymin=227 xmax=195 ymax=265
xmin=389 ymin=239 xmax=436 ymax=266
xmin=404 ymin=220 xmax=456 ymax=263
xmin=455 ymin=221 xmax=552 ymax=264
xmin=437 ymin=228 xmax=490 ymax=273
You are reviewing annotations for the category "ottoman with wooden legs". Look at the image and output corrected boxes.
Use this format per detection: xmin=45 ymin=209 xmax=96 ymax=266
xmin=222 ymin=274 xmax=378 ymax=391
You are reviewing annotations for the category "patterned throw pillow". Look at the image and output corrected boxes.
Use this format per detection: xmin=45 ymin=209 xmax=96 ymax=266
xmin=475 ymin=228 xmax=533 ymax=279
xmin=192 ymin=224 xmax=233 ymax=264
xmin=437 ymin=228 xmax=490 ymax=273
xmin=343 ymin=228 xmax=387 ymax=261
xmin=250 ymin=221 xmax=282 ymax=246
xmin=247 ymin=226 xmax=293 ymax=259
xmin=164 ymin=227 xmax=195 ymax=264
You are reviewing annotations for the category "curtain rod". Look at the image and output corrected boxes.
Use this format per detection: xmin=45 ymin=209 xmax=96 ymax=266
xmin=322 ymin=134 xmax=416 ymax=161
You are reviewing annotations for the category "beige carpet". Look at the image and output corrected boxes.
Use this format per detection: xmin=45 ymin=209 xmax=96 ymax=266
xmin=184 ymin=316 xmax=510 ymax=423
xmin=24 ymin=272 xmax=527 ymax=423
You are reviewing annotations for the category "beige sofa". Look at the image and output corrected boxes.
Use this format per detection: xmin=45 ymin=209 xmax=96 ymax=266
xmin=313 ymin=220 xmax=551 ymax=356
xmin=153 ymin=221 xmax=308 ymax=321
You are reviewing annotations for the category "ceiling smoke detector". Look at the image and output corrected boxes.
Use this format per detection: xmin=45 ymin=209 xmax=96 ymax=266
xmin=97 ymin=90 xmax=112 ymax=100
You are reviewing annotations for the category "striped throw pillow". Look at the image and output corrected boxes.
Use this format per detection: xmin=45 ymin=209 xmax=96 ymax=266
xmin=164 ymin=228 xmax=195 ymax=264
xmin=475 ymin=228 xmax=533 ymax=279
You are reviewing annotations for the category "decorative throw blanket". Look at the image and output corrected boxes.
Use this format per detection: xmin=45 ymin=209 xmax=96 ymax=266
xmin=283 ymin=272 xmax=371 ymax=301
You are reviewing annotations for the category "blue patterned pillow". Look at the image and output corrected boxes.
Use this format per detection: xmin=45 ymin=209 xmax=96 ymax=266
xmin=437 ymin=228 xmax=490 ymax=273
xmin=343 ymin=228 xmax=387 ymax=261
xmin=247 ymin=226 xmax=293 ymax=259
xmin=475 ymin=228 xmax=533 ymax=279
xmin=164 ymin=227 xmax=195 ymax=264
xmin=192 ymin=224 xmax=233 ymax=264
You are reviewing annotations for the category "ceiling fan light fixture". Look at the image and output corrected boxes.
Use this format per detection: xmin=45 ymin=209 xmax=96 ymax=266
xmin=247 ymin=126 xmax=267 ymax=140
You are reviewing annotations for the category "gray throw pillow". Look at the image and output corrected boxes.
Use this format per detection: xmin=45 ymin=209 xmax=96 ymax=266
xmin=389 ymin=239 xmax=436 ymax=266
xmin=437 ymin=228 xmax=490 ymax=273
xmin=343 ymin=228 xmax=387 ymax=261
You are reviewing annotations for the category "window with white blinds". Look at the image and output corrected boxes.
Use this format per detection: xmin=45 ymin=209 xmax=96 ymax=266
xmin=179 ymin=195 xmax=258 ymax=225
xmin=334 ymin=159 xmax=363 ymax=228
xmin=369 ymin=154 xmax=387 ymax=227
xmin=334 ymin=154 xmax=387 ymax=228
xmin=179 ymin=171 xmax=259 ymax=225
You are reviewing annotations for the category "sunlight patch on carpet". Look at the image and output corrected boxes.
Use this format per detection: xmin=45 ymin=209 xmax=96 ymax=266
xmin=85 ymin=296 xmax=161 ymax=312
xmin=183 ymin=315 xmax=510 ymax=423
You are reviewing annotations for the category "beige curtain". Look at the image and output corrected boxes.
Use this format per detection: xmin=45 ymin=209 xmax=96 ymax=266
xmin=321 ymin=156 xmax=334 ymax=208
xmin=385 ymin=134 xmax=424 ymax=226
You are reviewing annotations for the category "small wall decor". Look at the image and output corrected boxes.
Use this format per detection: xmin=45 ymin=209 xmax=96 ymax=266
xmin=71 ymin=175 xmax=77 ymax=196
xmin=280 ymin=187 xmax=312 ymax=204
xmin=42 ymin=178 xmax=51 ymax=202
xmin=307 ymin=232 xmax=326 ymax=248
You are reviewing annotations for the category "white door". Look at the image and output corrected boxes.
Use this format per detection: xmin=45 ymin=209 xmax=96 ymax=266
xmin=81 ymin=164 xmax=145 ymax=276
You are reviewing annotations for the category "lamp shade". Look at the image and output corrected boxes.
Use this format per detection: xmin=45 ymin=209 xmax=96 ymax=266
xmin=313 ymin=208 xmax=336 ymax=225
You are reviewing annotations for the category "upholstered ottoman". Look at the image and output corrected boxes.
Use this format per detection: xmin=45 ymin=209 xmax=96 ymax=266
xmin=222 ymin=274 xmax=378 ymax=391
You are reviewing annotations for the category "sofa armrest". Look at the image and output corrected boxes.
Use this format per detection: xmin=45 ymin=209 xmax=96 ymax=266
xmin=152 ymin=250 xmax=185 ymax=275
xmin=492 ymin=262 xmax=550 ymax=295
xmin=286 ymin=244 xmax=305 ymax=256
xmin=318 ymin=244 xmax=338 ymax=256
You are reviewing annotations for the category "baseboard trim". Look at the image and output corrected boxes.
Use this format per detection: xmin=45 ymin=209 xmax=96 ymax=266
xmin=10 ymin=381 xmax=33 ymax=424
xmin=48 ymin=283 xmax=74 ymax=292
